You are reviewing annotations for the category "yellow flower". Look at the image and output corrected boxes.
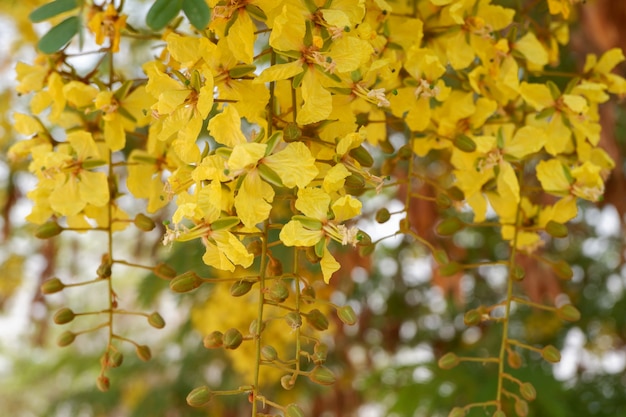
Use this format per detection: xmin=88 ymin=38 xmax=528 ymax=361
xmin=87 ymin=4 xmax=127 ymax=53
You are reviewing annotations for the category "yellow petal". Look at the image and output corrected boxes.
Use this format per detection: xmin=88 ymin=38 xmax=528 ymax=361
xmin=228 ymin=143 xmax=267 ymax=172
xmin=515 ymin=32 xmax=548 ymax=68
xmin=323 ymin=163 xmax=351 ymax=193
xmin=536 ymin=159 xmax=571 ymax=194
xmin=297 ymin=70 xmax=332 ymax=125
xmin=63 ymin=81 xmax=98 ymax=108
xmin=235 ymin=171 xmax=274 ymax=228
xmin=331 ymin=195 xmax=362 ymax=223
xmin=320 ymin=247 xmax=340 ymax=284
xmin=506 ymin=126 xmax=546 ymax=159
xmin=279 ymin=220 xmax=323 ymax=247
xmin=519 ymin=82 xmax=554 ymax=111
xmin=214 ymin=231 xmax=254 ymax=269
xmin=227 ymin=11 xmax=255 ymax=64
xmin=263 ymin=142 xmax=319 ymax=188
xmin=78 ymin=171 xmax=110 ymax=207
xmin=269 ymin=4 xmax=306 ymax=51
xmin=207 ymin=105 xmax=247 ymax=147
xmin=295 ymin=187 xmax=330 ymax=220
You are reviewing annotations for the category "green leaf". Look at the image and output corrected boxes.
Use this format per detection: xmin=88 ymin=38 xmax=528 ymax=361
xmin=37 ymin=16 xmax=79 ymax=54
xmin=146 ymin=0 xmax=182 ymax=31
xmin=30 ymin=0 xmax=77 ymax=23
xmin=182 ymin=0 xmax=211 ymax=30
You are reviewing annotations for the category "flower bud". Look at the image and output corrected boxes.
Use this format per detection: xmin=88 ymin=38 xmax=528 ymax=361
xmin=507 ymin=350 xmax=522 ymax=369
xmin=344 ymin=173 xmax=366 ymax=194
xmin=557 ymin=304 xmax=581 ymax=322
xmin=135 ymin=345 xmax=152 ymax=361
xmin=35 ymin=221 xmax=63 ymax=239
xmin=284 ymin=122 xmax=302 ymax=142
xmin=153 ymin=263 xmax=176 ymax=279
xmin=398 ymin=144 xmax=412 ymax=160
xmin=545 ymin=220 xmax=568 ymax=238
xmin=358 ymin=243 xmax=376 ymax=257
xmin=285 ymin=403 xmax=306 ymax=417
xmin=285 ymin=312 xmax=302 ymax=330
xmin=41 ymin=277 xmax=65 ymax=294
xmin=53 ymin=307 xmax=75 ymax=325
xmin=134 ymin=213 xmax=156 ymax=231
xmin=512 ymin=264 xmax=525 ymax=281
xmin=308 ymin=366 xmax=336 ymax=385
xmin=170 ymin=271 xmax=202 ymax=293
xmin=281 ymin=375 xmax=296 ymax=390
xmin=433 ymin=250 xmax=449 ymax=265
xmin=453 ymin=134 xmax=477 ymax=152
xmin=349 ymin=145 xmax=374 ymax=167
xmin=106 ymin=351 xmax=124 ymax=368
xmin=96 ymin=375 xmax=110 ymax=392
xmin=261 ymin=345 xmax=278 ymax=361
xmin=436 ymin=217 xmax=465 ymax=236
xmin=230 ymin=280 xmax=254 ymax=297
xmin=186 ymin=385 xmax=213 ymax=407
xmin=97 ymin=254 xmax=112 ymax=279
xmin=148 ymin=312 xmax=166 ymax=329
xmin=448 ymin=407 xmax=466 ymax=417
xmin=463 ymin=309 xmax=481 ymax=326
xmin=301 ymin=286 xmax=316 ymax=303
xmin=375 ymin=208 xmax=391 ymax=223
xmin=268 ymin=280 xmax=289 ymax=303
xmin=552 ymin=260 xmax=573 ymax=280
xmin=436 ymin=193 xmax=452 ymax=209
xmin=203 ymin=331 xmax=224 ymax=349
xmin=356 ymin=230 xmax=372 ymax=246
xmin=520 ymin=382 xmax=536 ymax=401
xmin=249 ymin=318 xmax=265 ymax=336
xmin=57 ymin=331 xmax=76 ymax=347
xmin=439 ymin=262 xmax=462 ymax=277
xmin=438 ymin=352 xmax=460 ymax=370
xmin=541 ymin=345 xmax=561 ymax=363
xmin=223 ymin=328 xmax=243 ymax=350
xmin=447 ymin=186 xmax=465 ymax=201
xmin=306 ymin=309 xmax=329 ymax=331
xmin=337 ymin=305 xmax=357 ymax=325
xmin=399 ymin=218 xmax=411 ymax=233
xmin=492 ymin=411 xmax=506 ymax=417
xmin=515 ymin=399 xmax=529 ymax=417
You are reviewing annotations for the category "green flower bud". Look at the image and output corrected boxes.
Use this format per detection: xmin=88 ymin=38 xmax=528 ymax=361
xmin=448 ymin=407 xmax=466 ymax=417
xmin=520 ymin=382 xmax=536 ymax=401
xmin=203 ymin=331 xmax=224 ymax=349
xmin=507 ymin=350 xmax=522 ymax=369
xmin=436 ymin=193 xmax=452 ymax=209
xmin=135 ymin=345 xmax=152 ymax=361
xmin=308 ymin=366 xmax=336 ymax=386
xmin=230 ymin=279 xmax=255 ymax=297
xmin=515 ymin=399 xmax=529 ymax=417
xmin=268 ymin=280 xmax=289 ymax=303
xmin=433 ymin=250 xmax=449 ymax=266
xmin=463 ymin=309 xmax=481 ymax=326
xmin=96 ymin=375 xmax=110 ymax=392
xmin=492 ymin=411 xmax=506 ymax=417
xmin=97 ymin=254 xmax=113 ymax=279
xmin=375 ymin=208 xmax=391 ymax=223
xmin=35 ymin=221 xmax=63 ymax=239
xmin=41 ymin=277 xmax=65 ymax=294
xmin=106 ymin=351 xmax=124 ymax=368
xmin=337 ymin=305 xmax=357 ymax=325
xmin=344 ymin=173 xmax=366 ymax=194
xmin=134 ymin=213 xmax=156 ymax=231
xmin=397 ymin=144 xmax=412 ymax=160
xmin=283 ymin=122 xmax=302 ymax=142
xmin=436 ymin=217 xmax=465 ymax=236
xmin=453 ymin=134 xmax=477 ymax=152
xmin=153 ymin=263 xmax=176 ymax=279
xmin=249 ymin=319 xmax=265 ymax=336
xmin=447 ymin=186 xmax=465 ymax=201
xmin=53 ymin=307 xmax=75 ymax=325
xmin=170 ymin=271 xmax=202 ymax=293
xmin=261 ymin=345 xmax=278 ymax=361
xmin=439 ymin=262 xmax=462 ymax=277
xmin=541 ymin=345 xmax=561 ymax=363
xmin=186 ymin=385 xmax=213 ymax=407
xmin=223 ymin=328 xmax=243 ymax=350
xmin=281 ymin=375 xmax=296 ymax=390
xmin=438 ymin=352 xmax=460 ymax=370
xmin=57 ymin=331 xmax=76 ymax=347
xmin=552 ymin=260 xmax=573 ymax=280
xmin=306 ymin=309 xmax=329 ymax=331
xmin=512 ymin=264 xmax=525 ymax=281
xmin=285 ymin=311 xmax=302 ymax=330
xmin=557 ymin=304 xmax=581 ymax=322
xmin=148 ymin=312 xmax=166 ymax=329
xmin=356 ymin=230 xmax=372 ymax=246
xmin=358 ymin=242 xmax=376 ymax=257
xmin=301 ymin=286 xmax=316 ymax=303
xmin=545 ymin=220 xmax=568 ymax=238
xmin=349 ymin=145 xmax=374 ymax=167
xmin=285 ymin=403 xmax=305 ymax=417
xmin=399 ymin=218 xmax=411 ymax=233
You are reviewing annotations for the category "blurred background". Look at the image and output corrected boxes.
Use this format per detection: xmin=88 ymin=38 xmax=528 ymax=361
xmin=1 ymin=1 xmax=626 ymax=416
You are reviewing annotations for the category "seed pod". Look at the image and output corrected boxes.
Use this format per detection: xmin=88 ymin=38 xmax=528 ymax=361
xmin=134 ymin=213 xmax=156 ymax=231
xmin=375 ymin=208 xmax=391 ymax=223
xmin=261 ymin=345 xmax=278 ymax=361
xmin=453 ymin=134 xmax=477 ymax=152
xmin=515 ymin=399 xmax=529 ymax=417
xmin=436 ymin=217 xmax=465 ymax=236
xmin=35 ymin=221 xmax=63 ymax=239
xmin=306 ymin=309 xmax=329 ymax=331
xmin=153 ymin=263 xmax=176 ymax=279
xmin=520 ymin=382 xmax=536 ymax=401
xmin=203 ymin=331 xmax=224 ymax=349
xmin=285 ymin=311 xmax=302 ymax=330
xmin=186 ymin=385 xmax=213 ymax=407
xmin=439 ymin=262 xmax=462 ymax=277
xmin=230 ymin=280 xmax=254 ymax=297
xmin=545 ymin=220 xmax=568 ymax=238
xmin=308 ymin=366 xmax=336 ymax=385
xmin=268 ymin=280 xmax=289 ymax=303
xmin=96 ymin=375 xmax=110 ymax=392
xmin=136 ymin=345 xmax=152 ymax=361
xmin=463 ymin=309 xmax=481 ymax=326
xmin=541 ymin=345 xmax=561 ymax=363
xmin=169 ymin=271 xmax=202 ymax=293
xmin=557 ymin=304 xmax=581 ymax=322
xmin=349 ymin=145 xmax=374 ymax=167
xmin=438 ymin=352 xmax=460 ymax=370
xmin=41 ymin=277 xmax=65 ymax=294
xmin=57 ymin=331 xmax=76 ymax=347
xmin=552 ymin=260 xmax=573 ymax=280
xmin=53 ymin=307 xmax=75 ymax=325
xmin=148 ymin=312 xmax=166 ymax=329
xmin=507 ymin=350 xmax=522 ymax=369
xmin=337 ymin=305 xmax=357 ymax=325
xmin=223 ymin=328 xmax=243 ymax=350
xmin=285 ymin=403 xmax=305 ymax=417
xmin=448 ymin=407 xmax=466 ymax=417
xmin=281 ymin=374 xmax=295 ymax=390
